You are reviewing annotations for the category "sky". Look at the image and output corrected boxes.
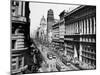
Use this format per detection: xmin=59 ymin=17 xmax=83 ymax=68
xmin=29 ymin=2 xmax=79 ymax=37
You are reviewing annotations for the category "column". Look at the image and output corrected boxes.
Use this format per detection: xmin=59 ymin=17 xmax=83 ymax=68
xmin=90 ymin=18 xmax=92 ymax=34
xmin=69 ymin=24 xmax=71 ymax=35
xmin=18 ymin=1 xmax=22 ymax=16
xmin=81 ymin=20 xmax=83 ymax=34
xmin=83 ymin=20 xmax=84 ymax=34
xmin=64 ymin=44 xmax=67 ymax=56
xmin=79 ymin=21 xmax=81 ymax=34
xmin=77 ymin=22 xmax=79 ymax=33
xmin=75 ymin=22 xmax=77 ymax=34
xmin=16 ymin=57 xmax=19 ymax=70
xmin=84 ymin=19 xmax=86 ymax=34
xmin=79 ymin=44 xmax=82 ymax=62
xmin=74 ymin=45 xmax=78 ymax=58
xmin=22 ymin=57 xmax=24 ymax=67
xmin=85 ymin=19 xmax=87 ymax=34
xmin=93 ymin=17 xmax=96 ymax=34
xmin=23 ymin=2 xmax=25 ymax=16
xmin=87 ymin=19 xmax=89 ymax=34
xmin=86 ymin=19 xmax=89 ymax=42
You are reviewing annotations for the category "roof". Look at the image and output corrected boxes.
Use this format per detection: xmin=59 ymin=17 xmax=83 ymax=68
xmin=59 ymin=10 xmax=66 ymax=16
xmin=64 ymin=5 xmax=85 ymax=17
xmin=40 ymin=16 xmax=46 ymax=25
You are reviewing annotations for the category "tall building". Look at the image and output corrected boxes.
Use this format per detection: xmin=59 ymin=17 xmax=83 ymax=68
xmin=47 ymin=9 xmax=54 ymax=39
xmin=11 ymin=1 xmax=30 ymax=74
xmin=64 ymin=5 xmax=96 ymax=69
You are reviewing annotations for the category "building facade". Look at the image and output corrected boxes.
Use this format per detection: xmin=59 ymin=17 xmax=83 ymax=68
xmin=64 ymin=5 xmax=96 ymax=68
xmin=11 ymin=1 xmax=30 ymax=74
xmin=59 ymin=10 xmax=67 ymax=54
xmin=52 ymin=21 xmax=60 ymax=47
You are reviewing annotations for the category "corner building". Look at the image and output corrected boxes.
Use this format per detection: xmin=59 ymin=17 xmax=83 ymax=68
xmin=11 ymin=1 xmax=30 ymax=74
xmin=64 ymin=5 xmax=96 ymax=67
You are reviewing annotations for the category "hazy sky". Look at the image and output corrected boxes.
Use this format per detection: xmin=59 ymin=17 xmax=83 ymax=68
xmin=29 ymin=2 xmax=79 ymax=37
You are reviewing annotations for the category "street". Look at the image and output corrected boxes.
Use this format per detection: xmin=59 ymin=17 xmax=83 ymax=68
xmin=36 ymin=44 xmax=79 ymax=72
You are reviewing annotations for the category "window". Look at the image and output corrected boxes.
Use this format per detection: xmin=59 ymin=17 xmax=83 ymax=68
xmin=11 ymin=65 xmax=16 ymax=70
xmin=12 ymin=40 xmax=16 ymax=49
xmin=12 ymin=61 xmax=16 ymax=64
xmin=91 ymin=49 xmax=94 ymax=52
xmin=18 ymin=58 xmax=22 ymax=68
xmin=12 ymin=1 xmax=19 ymax=6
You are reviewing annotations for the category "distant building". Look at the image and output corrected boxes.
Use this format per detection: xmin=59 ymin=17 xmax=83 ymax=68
xmin=11 ymin=1 xmax=30 ymax=74
xmin=39 ymin=16 xmax=47 ymax=41
xmin=64 ymin=5 xmax=96 ymax=68
xmin=47 ymin=9 xmax=54 ymax=40
xmin=40 ymin=16 xmax=47 ymax=35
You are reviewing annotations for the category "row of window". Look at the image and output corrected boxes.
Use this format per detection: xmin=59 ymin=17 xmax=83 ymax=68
xmin=82 ymin=45 xmax=96 ymax=53
xmin=82 ymin=57 xmax=96 ymax=67
xmin=80 ymin=37 xmax=96 ymax=43
xmin=82 ymin=52 xmax=96 ymax=60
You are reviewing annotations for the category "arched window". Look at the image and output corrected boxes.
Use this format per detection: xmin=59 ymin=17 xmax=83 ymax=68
xmin=15 ymin=28 xmax=24 ymax=34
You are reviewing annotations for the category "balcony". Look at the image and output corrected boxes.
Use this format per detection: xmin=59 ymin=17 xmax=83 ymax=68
xmin=12 ymin=33 xmax=24 ymax=40
xmin=12 ymin=16 xmax=26 ymax=23
xmin=12 ymin=47 xmax=28 ymax=54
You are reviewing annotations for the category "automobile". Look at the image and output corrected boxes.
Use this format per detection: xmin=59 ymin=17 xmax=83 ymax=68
xmin=52 ymin=55 xmax=56 ymax=59
xmin=66 ymin=62 xmax=71 ymax=66
xmin=60 ymin=48 xmax=64 ymax=51
xmin=47 ymin=53 xmax=53 ymax=60
xmin=56 ymin=62 xmax=68 ymax=71
xmin=56 ymin=62 xmax=61 ymax=71
xmin=60 ymin=65 xmax=68 ymax=71
xmin=48 ymin=54 xmax=53 ymax=59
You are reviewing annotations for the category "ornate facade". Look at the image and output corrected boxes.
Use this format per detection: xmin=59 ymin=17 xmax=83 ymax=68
xmin=64 ymin=5 xmax=96 ymax=69
xmin=11 ymin=1 xmax=30 ymax=74
xmin=37 ymin=16 xmax=47 ymax=43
